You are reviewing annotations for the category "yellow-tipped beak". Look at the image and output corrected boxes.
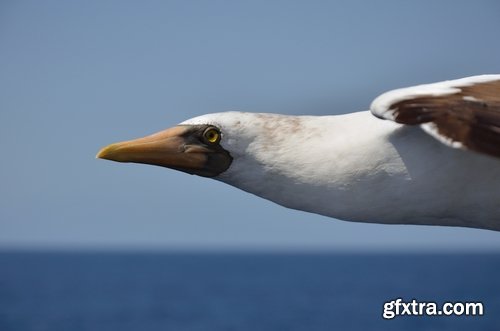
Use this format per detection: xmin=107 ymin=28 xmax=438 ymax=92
xmin=97 ymin=126 xmax=207 ymax=172
xmin=97 ymin=125 xmax=232 ymax=177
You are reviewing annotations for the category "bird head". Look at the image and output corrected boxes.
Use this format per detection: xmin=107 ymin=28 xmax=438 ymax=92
xmin=97 ymin=111 xmax=334 ymax=215
xmin=96 ymin=112 xmax=270 ymax=178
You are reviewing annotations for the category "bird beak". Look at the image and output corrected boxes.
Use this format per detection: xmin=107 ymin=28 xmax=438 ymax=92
xmin=97 ymin=126 xmax=208 ymax=174
xmin=97 ymin=125 xmax=232 ymax=177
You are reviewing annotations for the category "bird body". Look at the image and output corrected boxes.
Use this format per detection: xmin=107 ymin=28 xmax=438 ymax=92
xmin=184 ymin=110 xmax=500 ymax=230
xmin=98 ymin=75 xmax=500 ymax=231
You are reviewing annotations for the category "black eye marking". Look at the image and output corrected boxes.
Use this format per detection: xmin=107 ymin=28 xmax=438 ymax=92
xmin=179 ymin=125 xmax=223 ymax=146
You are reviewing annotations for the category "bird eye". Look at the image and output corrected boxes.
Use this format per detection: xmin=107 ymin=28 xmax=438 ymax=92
xmin=203 ymin=128 xmax=220 ymax=144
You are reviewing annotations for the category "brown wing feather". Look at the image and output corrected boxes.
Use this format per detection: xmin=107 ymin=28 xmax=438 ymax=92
xmin=380 ymin=79 xmax=500 ymax=158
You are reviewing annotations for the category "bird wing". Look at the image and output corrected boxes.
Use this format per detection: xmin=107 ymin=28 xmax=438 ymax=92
xmin=370 ymin=75 xmax=500 ymax=158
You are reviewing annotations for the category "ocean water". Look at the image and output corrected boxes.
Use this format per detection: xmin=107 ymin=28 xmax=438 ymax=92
xmin=0 ymin=251 xmax=498 ymax=331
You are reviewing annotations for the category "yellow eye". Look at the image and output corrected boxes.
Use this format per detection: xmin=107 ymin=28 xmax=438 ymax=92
xmin=204 ymin=128 xmax=220 ymax=144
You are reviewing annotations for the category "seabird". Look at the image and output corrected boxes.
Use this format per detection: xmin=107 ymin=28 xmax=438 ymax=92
xmin=97 ymin=75 xmax=500 ymax=231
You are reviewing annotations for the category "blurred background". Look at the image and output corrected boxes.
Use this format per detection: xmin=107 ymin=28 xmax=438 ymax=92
xmin=1 ymin=1 xmax=499 ymax=330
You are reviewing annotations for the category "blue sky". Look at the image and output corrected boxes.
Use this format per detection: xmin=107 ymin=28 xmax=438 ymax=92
xmin=1 ymin=0 xmax=500 ymax=251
